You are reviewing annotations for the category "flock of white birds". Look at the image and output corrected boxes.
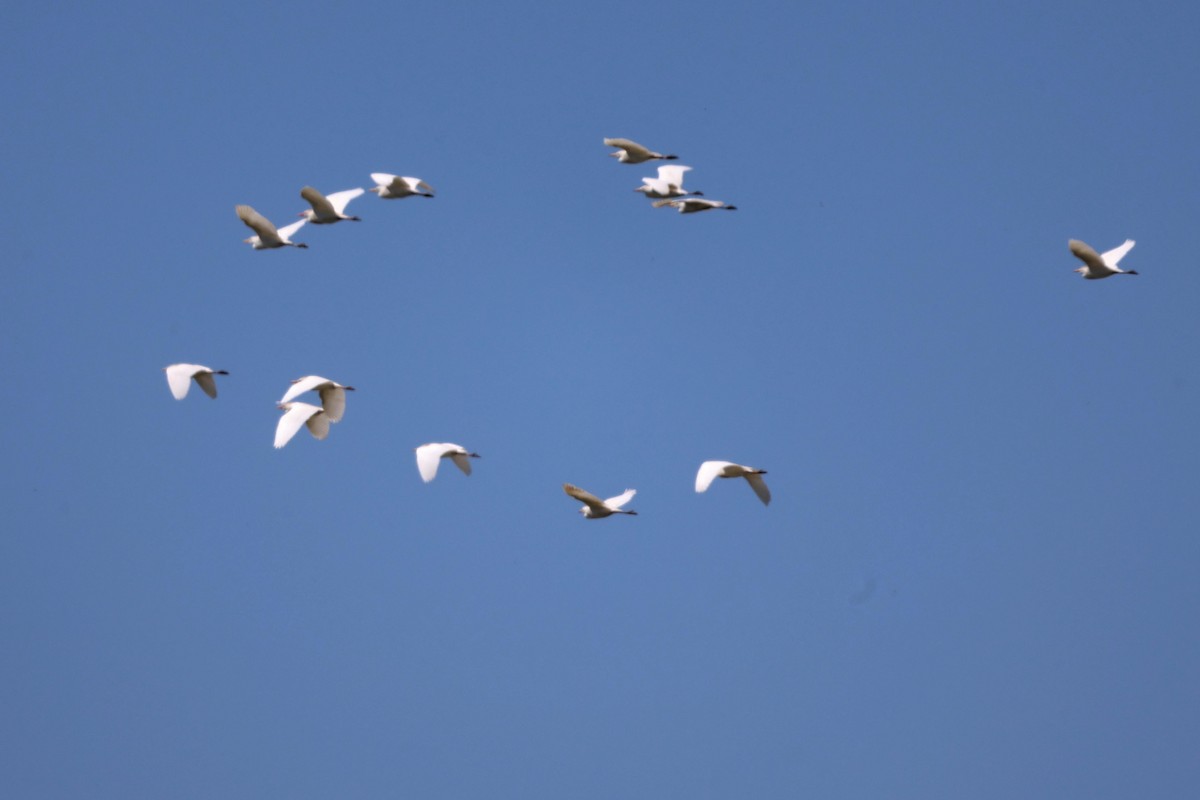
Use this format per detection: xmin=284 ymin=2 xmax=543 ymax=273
xmin=171 ymin=137 xmax=1137 ymax=518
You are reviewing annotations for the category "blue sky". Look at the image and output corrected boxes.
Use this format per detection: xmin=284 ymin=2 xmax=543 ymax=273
xmin=3 ymin=1 xmax=1199 ymax=797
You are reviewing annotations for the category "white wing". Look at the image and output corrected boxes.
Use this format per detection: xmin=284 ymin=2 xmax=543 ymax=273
xmin=449 ymin=452 xmax=473 ymax=476
xmin=695 ymin=460 xmax=732 ymax=493
xmin=604 ymin=137 xmax=652 ymax=159
xmin=563 ymin=483 xmax=606 ymax=512
xmin=416 ymin=443 xmax=454 ymax=482
xmin=236 ymin=205 xmax=281 ymax=245
xmin=305 ymin=410 xmax=330 ymax=440
xmin=1068 ymin=240 xmax=1106 ymax=272
xmin=604 ymin=488 xmax=636 ymax=510
xmin=275 ymin=217 xmax=308 ymax=242
xmin=275 ymin=403 xmax=323 ymax=449
xmin=193 ymin=372 xmax=218 ymax=399
xmin=318 ymin=385 xmax=347 ymax=423
xmin=165 ymin=363 xmax=201 ymax=400
xmin=279 ymin=375 xmax=331 ymax=405
xmin=1101 ymin=239 xmax=1136 ymax=268
xmin=325 ymin=188 xmax=365 ymax=215
xmin=651 ymin=198 xmax=680 ymax=209
xmin=300 ymin=186 xmax=336 ymax=218
xmin=745 ymin=473 xmax=771 ymax=506
xmin=656 ymin=165 xmax=691 ymax=188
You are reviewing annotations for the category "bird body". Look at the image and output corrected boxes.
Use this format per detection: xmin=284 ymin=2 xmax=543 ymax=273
xmin=635 ymin=165 xmax=700 ymax=199
xmin=299 ymin=186 xmax=365 ymax=223
xmin=274 ymin=402 xmax=329 ymax=449
xmin=695 ymin=461 xmax=771 ymax=506
xmin=369 ymin=173 xmax=435 ymax=199
xmin=563 ymin=483 xmax=638 ymax=518
xmin=278 ymin=376 xmax=355 ymax=422
xmin=164 ymin=363 xmax=228 ymax=400
xmin=415 ymin=443 xmax=480 ymax=482
xmin=604 ymin=137 xmax=678 ymax=164
xmin=1069 ymin=239 xmax=1138 ymax=279
xmin=653 ymin=197 xmax=736 ymax=213
xmin=236 ymin=205 xmax=308 ymax=249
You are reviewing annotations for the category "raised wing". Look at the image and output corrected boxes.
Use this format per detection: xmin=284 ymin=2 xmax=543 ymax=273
xmin=1101 ymin=239 xmax=1136 ymax=268
xmin=193 ymin=371 xmax=218 ymax=399
xmin=236 ymin=205 xmax=280 ymax=244
xmin=604 ymin=488 xmax=636 ymax=510
xmin=305 ymin=410 xmax=330 ymax=440
xmin=165 ymin=363 xmax=200 ymax=400
xmin=745 ymin=473 xmax=771 ymax=506
xmin=279 ymin=375 xmax=329 ymax=405
xmin=325 ymin=188 xmax=365 ymax=215
xmin=695 ymin=460 xmax=732 ymax=493
xmin=416 ymin=443 xmax=453 ymax=482
xmin=657 ymin=165 xmax=691 ymax=189
xmin=1068 ymin=239 xmax=1106 ymax=272
xmin=651 ymin=198 xmax=680 ymax=209
xmin=318 ymin=385 xmax=347 ymax=423
xmin=449 ymin=452 xmax=473 ymax=476
xmin=275 ymin=403 xmax=323 ymax=449
xmin=275 ymin=217 xmax=307 ymax=242
xmin=604 ymin=137 xmax=652 ymax=159
xmin=563 ymin=483 xmax=605 ymax=511
xmin=300 ymin=186 xmax=336 ymax=219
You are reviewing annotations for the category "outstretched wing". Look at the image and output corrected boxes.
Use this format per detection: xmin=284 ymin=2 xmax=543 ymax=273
xmin=414 ymin=180 xmax=435 ymax=196
xmin=745 ymin=473 xmax=771 ymax=506
xmin=449 ymin=452 xmax=473 ymax=476
xmin=1101 ymin=239 xmax=1136 ymax=268
xmin=325 ymin=187 xmax=365 ymax=215
xmin=416 ymin=443 xmax=453 ymax=482
xmin=300 ymin=186 xmax=336 ymax=218
xmin=236 ymin=205 xmax=281 ymax=244
xmin=165 ymin=363 xmax=199 ymax=400
xmin=563 ymin=483 xmax=605 ymax=511
xmin=275 ymin=403 xmax=322 ymax=449
xmin=279 ymin=375 xmax=328 ymax=405
xmin=695 ymin=461 xmax=730 ymax=493
xmin=604 ymin=137 xmax=652 ymax=159
xmin=1068 ymin=240 xmax=1106 ymax=272
xmin=318 ymin=385 xmax=347 ymax=422
xmin=275 ymin=218 xmax=307 ymax=242
xmin=193 ymin=371 xmax=218 ymax=399
xmin=656 ymin=165 xmax=691 ymax=189
xmin=651 ymin=198 xmax=680 ymax=209
xmin=305 ymin=410 xmax=330 ymax=441
xmin=604 ymin=488 xmax=636 ymax=510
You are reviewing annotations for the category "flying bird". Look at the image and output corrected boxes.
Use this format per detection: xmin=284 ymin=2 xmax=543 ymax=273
xmin=298 ymin=186 xmax=365 ymax=223
xmin=415 ymin=443 xmax=481 ymax=483
xmin=368 ymin=173 xmax=435 ymax=199
xmin=164 ymin=363 xmax=228 ymax=400
xmin=604 ymin=137 xmax=678 ymax=164
xmin=653 ymin=197 xmax=736 ymax=213
xmin=563 ymin=483 xmax=638 ymax=518
xmin=278 ymin=376 xmax=356 ymax=422
xmin=236 ymin=205 xmax=308 ymax=249
xmin=635 ymin=165 xmax=701 ymax=199
xmin=274 ymin=402 xmax=329 ymax=449
xmin=695 ymin=461 xmax=771 ymax=506
xmin=1069 ymin=239 xmax=1138 ymax=279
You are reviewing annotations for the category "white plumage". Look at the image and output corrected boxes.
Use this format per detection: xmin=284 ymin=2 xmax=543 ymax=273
xmin=368 ymin=173 xmax=435 ymax=199
xmin=695 ymin=461 xmax=771 ymax=506
xmin=563 ymin=483 xmax=638 ymax=518
xmin=635 ymin=165 xmax=701 ymax=199
xmin=274 ymin=402 xmax=330 ymax=449
xmin=236 ymin=205 xmax=309 ymax=249
xmin=1069 ymin=239 xmax=1138 ymax=279
xmin=652 ymin=197 xmax=737 ymax=213
xmin=604 ymin=137 xmax=678 ymax=164
xmin=415 ymin=443 xmax=481 ymax=483
xmin=299 ymin=186 xmax=365 ymax=223
xmin=278 ymin=376 xmax=355 ymax=423
xmin=164 ymin=363 xmax=228 ymax=400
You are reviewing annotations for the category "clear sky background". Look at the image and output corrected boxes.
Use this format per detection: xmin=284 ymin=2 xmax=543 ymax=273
xmin=3 ymin=2 xmax=1198 ymax=797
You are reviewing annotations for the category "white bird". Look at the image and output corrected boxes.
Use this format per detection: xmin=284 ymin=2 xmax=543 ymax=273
xmin=236 ymin=204 xmax=308 ymax=249
xmin=274 ymin=402 xmax=329 ymax=449
xmin=278 ymin=376 xmax=356 ymax=422
xmin=563 ymin=483 xmax=638 ymax=518
xmin=653 ymin=197 xmax=737 ymax=213
xmin=695 ymin=461 xmax=771 ymax=506
xmin=368 ymin=173 xmax=435 ymax=199
xmin=298 ymin=186 xmax=365 ymax=223
xmin=635 ymin=165 xmax=702 ymax=199
xmin=164 ymin=363 xmax=228 ymax=400
xmin=604 ymin=137 xmax=678 ymax=164
xmin=1069 ymin=238 xmax=1138 ymax=279
xmin=415 ymin=443 xmax=481 ymax=483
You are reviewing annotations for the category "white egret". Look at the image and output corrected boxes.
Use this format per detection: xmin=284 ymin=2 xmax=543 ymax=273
xmin=563 ymin=483 xmax=638 ymax=518
xmin=236 ymin=205 xmax=308 ymax=249
xmin=695 ymin=461 xmax=771 ymax=506
xmin=278 ymin=376 xmax=355 ymax=423
xmin=274 ymin=402 xmax=329 ymax=449
xmin=635 ymin=165 xmax=701 ymax=199
xmin=652 ymin=197 xmax=736 ymax=213
xmin=604 ymin=137 xmax=678 ymax=164
xmin=415 ymin=443 xmax=481 ymax=483
xmin=299 ymin=186 xmax=365 ymax=223
xmin=164 ymin=363 xmax=228 ymax=400
xmin=368 ymin=173 xmax=435 ymax=199
xmin=1069 ymin=239 xmax=1138 ymax=279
